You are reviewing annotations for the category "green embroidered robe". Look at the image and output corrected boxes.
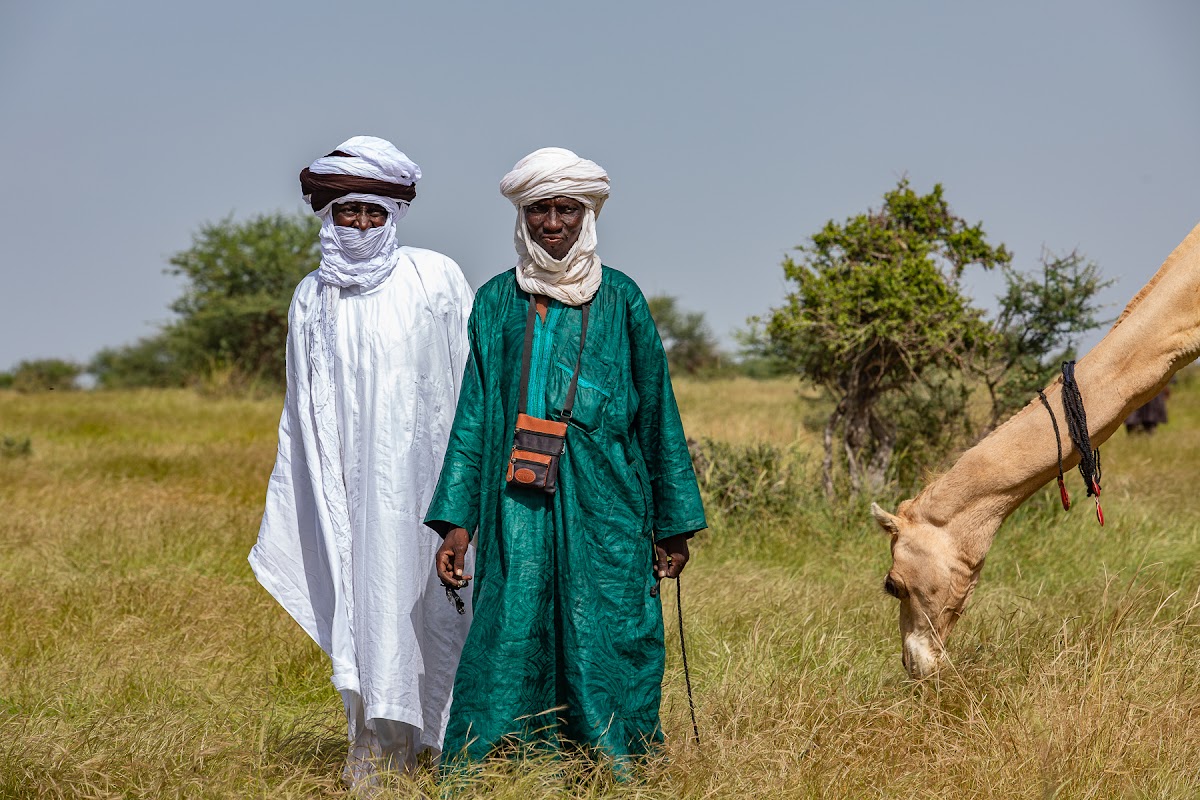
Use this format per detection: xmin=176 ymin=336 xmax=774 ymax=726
xmin=425 ymin=266 xmax=707 ymax=763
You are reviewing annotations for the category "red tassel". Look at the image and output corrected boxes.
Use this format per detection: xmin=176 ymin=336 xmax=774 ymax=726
xmin=1090 ymin=480 xmax=1103 ymax=525
xmin=1057 ymin=476 xmax=1071 ymax=510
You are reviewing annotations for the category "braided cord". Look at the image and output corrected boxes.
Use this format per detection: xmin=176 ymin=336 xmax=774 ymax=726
xmin=1061 ymin=361 xmax=1102 ymax=497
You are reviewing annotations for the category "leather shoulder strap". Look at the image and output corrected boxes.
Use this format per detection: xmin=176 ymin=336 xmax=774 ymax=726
xmin=517 ymin=294 xmax=536 ymax=416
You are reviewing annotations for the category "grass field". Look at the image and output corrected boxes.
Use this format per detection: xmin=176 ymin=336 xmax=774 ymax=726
xmin=2 ymin=374 xmax=1200 ymax=798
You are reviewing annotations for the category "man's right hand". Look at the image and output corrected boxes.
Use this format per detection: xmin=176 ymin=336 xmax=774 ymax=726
xmin=436 ymin=527 xmax=472 ymax=589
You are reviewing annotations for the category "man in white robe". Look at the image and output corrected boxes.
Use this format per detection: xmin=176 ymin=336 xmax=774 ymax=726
xmin=249 ymin=136 xmax=474 ymax=785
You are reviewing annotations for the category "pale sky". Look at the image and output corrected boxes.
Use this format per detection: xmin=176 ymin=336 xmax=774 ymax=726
xmin=1 ymin=1 xmax=1197 ymax=372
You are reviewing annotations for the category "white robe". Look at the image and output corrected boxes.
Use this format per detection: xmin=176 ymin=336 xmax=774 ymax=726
xmin=250 ymin=246 xmax=474 ymax=754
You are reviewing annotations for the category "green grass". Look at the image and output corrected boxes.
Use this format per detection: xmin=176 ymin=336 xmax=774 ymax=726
xmin=2 ymin=376 xmax=1199 ymax=797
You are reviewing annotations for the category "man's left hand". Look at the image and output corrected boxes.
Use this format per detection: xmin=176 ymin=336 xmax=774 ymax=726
xmin=654 ymin=533 xmax=690 ymax=580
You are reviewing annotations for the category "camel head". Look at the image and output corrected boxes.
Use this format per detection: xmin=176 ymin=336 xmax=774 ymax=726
xmin=871 ymin=502 xmax=983 ymax=679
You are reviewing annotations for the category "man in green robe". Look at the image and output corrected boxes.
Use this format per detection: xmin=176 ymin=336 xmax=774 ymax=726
xmin=425 ymin=147 xmax=706 ymax=764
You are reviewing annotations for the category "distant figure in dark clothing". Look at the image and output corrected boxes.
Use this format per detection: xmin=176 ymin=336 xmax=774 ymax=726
xmin=1125 ymin=383 xmax=1171 ymax=434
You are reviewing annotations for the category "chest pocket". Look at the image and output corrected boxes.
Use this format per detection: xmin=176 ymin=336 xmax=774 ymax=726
xmin=548 ymin=361 xmax=612 ymax=434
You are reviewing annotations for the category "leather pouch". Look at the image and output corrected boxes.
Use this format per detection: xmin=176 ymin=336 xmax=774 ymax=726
xmin=506 ymin=413 xmax=568 ymax=493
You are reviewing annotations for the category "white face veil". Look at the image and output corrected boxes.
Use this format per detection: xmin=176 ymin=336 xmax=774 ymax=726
xmin=315 ymin=193 xmax=403 ymax=291
xmin=499 ymin=147 xmax=610 ymax=306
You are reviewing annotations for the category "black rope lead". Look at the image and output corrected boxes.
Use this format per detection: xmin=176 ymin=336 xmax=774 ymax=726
xmin=653 ymin=565 xmax=700 ymax=744
xmin=1060 ymin=360 xmax=1104 ymax=525
xmin=676 ymin=576 xmax=700 ymax=746
xmin=1036 ymin=389 xmax=1071 ymax=511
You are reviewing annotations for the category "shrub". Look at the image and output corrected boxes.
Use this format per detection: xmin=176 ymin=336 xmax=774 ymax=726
xmin=690 ymin=438 xmax=803 ymax=516
xmin=9 ymin=359 xmax=82 ymax=392
xmin=1 ymin=436 xmax=31 ymax=458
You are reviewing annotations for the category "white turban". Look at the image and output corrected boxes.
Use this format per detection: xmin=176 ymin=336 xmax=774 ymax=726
xmin=500 ymin=147 xmax=610 ymax=306
xmin=302 ymin=136 xmax=422 ymax=295
xmin=312 ymin=136 xmax=422 ymax=185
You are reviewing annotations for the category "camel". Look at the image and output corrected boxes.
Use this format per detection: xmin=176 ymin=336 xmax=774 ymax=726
xmin=871 ymin=221 xmax=1200 ymax=679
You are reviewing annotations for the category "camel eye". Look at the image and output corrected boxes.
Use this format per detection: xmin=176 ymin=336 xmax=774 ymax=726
xmin=884 ymin=575 xmax=908 ymax=599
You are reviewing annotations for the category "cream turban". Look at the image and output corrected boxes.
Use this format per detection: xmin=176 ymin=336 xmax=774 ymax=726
xmin=500 ymin=148 xmax=610 ymax=306
xmin=500 ymin=147 xmax=609 ymax=213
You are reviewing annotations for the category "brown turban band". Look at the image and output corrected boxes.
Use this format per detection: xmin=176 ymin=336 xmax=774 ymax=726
xmin=299 ymin=167 xmax=418 ymax=213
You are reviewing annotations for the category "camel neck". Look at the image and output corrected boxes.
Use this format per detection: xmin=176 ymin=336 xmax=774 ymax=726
xmin=909 ymin=222 xmax=1200 ymax=565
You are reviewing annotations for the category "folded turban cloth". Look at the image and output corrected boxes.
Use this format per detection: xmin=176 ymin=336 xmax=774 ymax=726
xmin=499 ymin=147 xmax=609 ymax=214
xmin=499 ymin=147 xmax=610 ymax=306
xmin=300 ymin=135 xmax=421 ymax=213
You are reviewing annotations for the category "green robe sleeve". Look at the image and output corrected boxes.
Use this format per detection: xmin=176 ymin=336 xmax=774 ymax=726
xmin=626 ymin=285 xmax=708 ymax=541
xmin=424 ymin=306 xmax=488 ymax=536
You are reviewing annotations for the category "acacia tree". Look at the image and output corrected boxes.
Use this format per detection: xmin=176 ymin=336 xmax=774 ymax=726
xmin=765 ymin=180 xmax=1009 ymax=494
xmin=981 ymin=249 xmax=1112 ymax=427
xmin=166 ymin=212 xmax=320 ymax=383
xmin=765 ymin=181 xmax=1111 ymax=495
xmin=91 ymin=212 xmax=320 ymax=388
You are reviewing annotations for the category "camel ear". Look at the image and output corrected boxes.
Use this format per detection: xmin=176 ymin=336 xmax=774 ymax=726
xmin=871 ymin=502 xmax=902 ymax=536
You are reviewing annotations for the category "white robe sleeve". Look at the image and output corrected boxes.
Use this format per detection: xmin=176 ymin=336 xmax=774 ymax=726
xmin=248 ymin=275 xmax=342 ymax=655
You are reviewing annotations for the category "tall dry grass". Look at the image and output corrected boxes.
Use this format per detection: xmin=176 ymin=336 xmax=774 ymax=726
xmin=1 ymin=374 xmax=1199 ymax=798
xmin=672 ymin=376 xmax=826 ymax=447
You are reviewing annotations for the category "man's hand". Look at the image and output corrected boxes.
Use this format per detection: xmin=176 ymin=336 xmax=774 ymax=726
xmin=436 ymin=527 xmax=472 ymax=589
xmin=654 ymin=533 xmax=690 ymax=580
